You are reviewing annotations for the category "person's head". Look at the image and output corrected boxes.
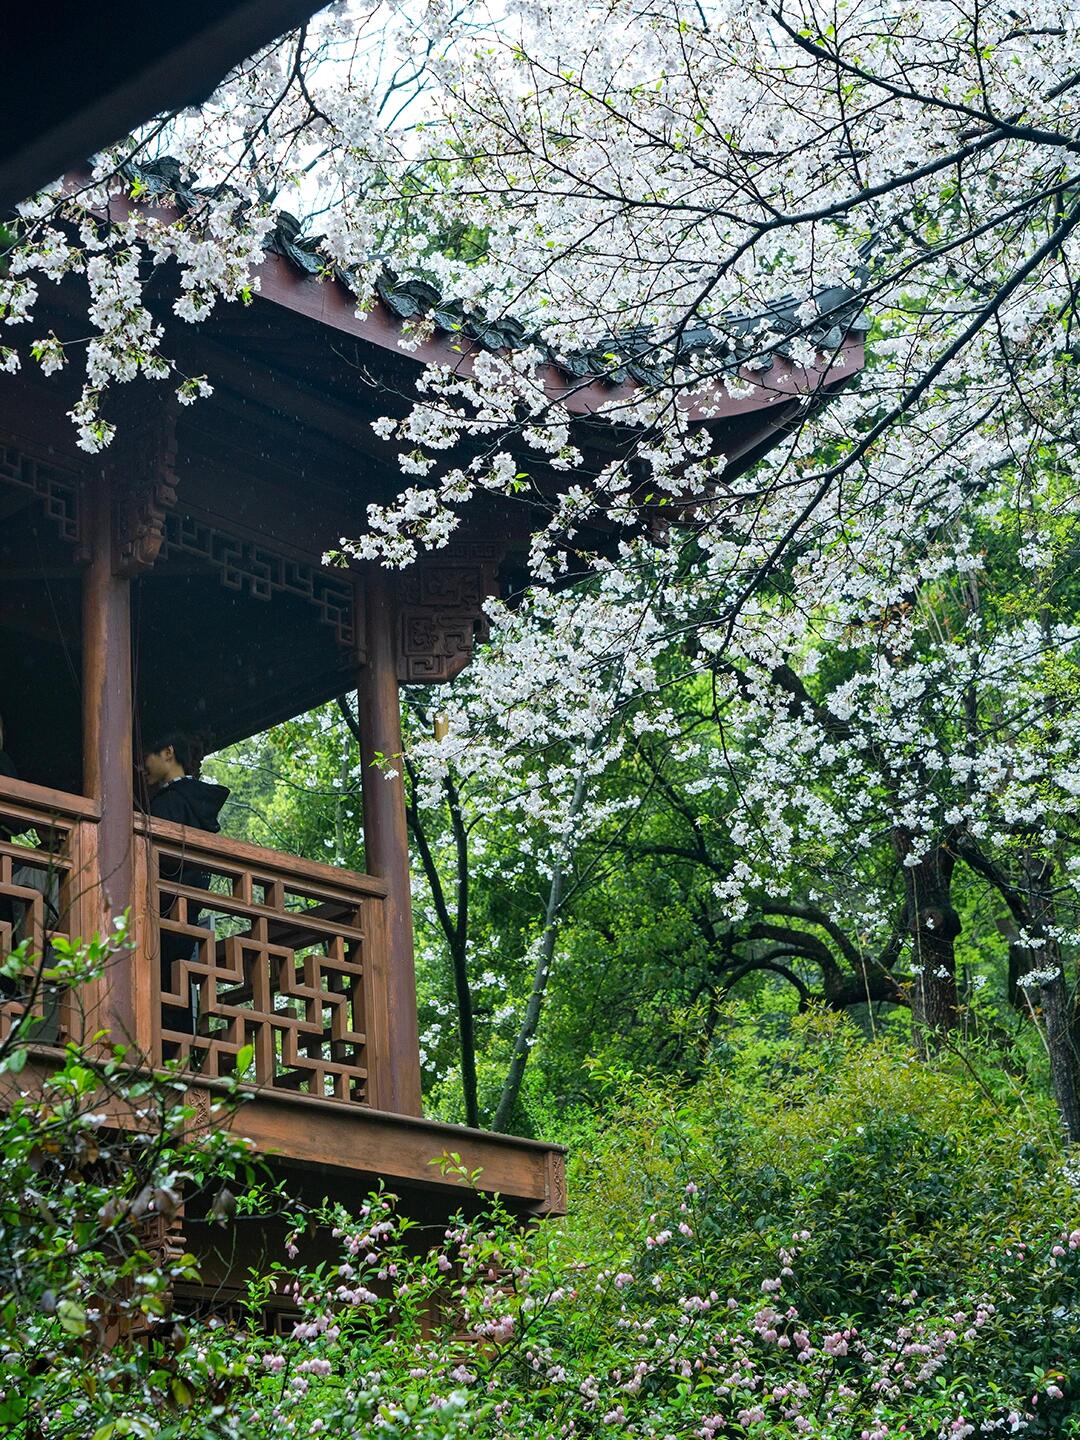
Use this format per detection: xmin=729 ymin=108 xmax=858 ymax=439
xmin=143 ymin=732 xmax=198 ymax=787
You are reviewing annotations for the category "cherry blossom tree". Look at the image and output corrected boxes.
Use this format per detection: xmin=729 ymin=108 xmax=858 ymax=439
xmin=394 ymin=578 xmax=665 ymax=1129
xmin=5 ymin=0 xmax=1080 ymax=1131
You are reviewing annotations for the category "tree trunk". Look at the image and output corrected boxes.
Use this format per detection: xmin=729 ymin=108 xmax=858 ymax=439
xmin=896 ymin=834 xmax=960 ymax=1052
xmin=958 ymin=835 xmax=1080 ymax=1146
xmin=492 ymin=769 xmax=587 ymax=1134
xmin=1039 ymin=969 xmax=1080 ymax=1146
xmin=1015 ymin=856 xmax=1080 ymax=1146
xmin=399 ymin=742 xmax=480 ymax=1130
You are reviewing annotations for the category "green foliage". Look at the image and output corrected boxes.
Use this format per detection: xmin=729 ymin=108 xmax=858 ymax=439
xmin=3 ymin=943 xmax=1078 ymax=1437
xmin=0 ymin=931 xmax=260 ymax=1438
xmin=200 ymin=1013 xmax=1080 ymax=1436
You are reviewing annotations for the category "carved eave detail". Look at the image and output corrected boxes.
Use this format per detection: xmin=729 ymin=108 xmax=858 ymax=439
xmin=158 ymin=513 xmax=361 ymax=651
xmin=0 ymin=440 xmax=87 ymax=555
xmin=112 ymin=392 xmax=180 ymax=577
xmin=396 ymin=542 xmax=504 ymax=684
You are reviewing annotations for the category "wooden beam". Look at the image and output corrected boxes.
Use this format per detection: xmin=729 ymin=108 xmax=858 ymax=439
xmin=139 ymin=814 xmax=388 ymax=899
xmin=357 ymin=564 xmax=422 ymax=1117
xmin=82 ymin=473 xmax=135 ymax=1041
xmin=1 ymin=1049 xmax=567 ymax=1217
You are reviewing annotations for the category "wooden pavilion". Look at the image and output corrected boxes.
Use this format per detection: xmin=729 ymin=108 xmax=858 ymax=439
xmin=0 ymin=190 xmax=864 ymax=1277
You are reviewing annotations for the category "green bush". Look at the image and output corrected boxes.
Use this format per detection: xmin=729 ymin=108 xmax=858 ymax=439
xmin=212 ymin=1012 xmax=1080 ymax=1438
xmin=0 ymin=930 xmax=258 ymax=1438
xmin=3 ymin=963 xmax=1077 ymax=1439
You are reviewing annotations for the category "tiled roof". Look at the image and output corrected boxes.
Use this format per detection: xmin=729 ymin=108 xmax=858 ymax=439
xmin=126 ymin=157 xmax=869 ymax=387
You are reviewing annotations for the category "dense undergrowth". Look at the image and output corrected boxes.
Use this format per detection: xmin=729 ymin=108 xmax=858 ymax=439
xmin=3 ymin=953 xmax=1077 ymax=1439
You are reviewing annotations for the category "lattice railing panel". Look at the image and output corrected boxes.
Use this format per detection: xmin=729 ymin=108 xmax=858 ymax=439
xmin=0 ymin=441 xmax=82 ymax=546
xmin=0 ymin=789 xmax=87 ymax=1044
xmin=147 ymin=826 xmax=384 ymax=1105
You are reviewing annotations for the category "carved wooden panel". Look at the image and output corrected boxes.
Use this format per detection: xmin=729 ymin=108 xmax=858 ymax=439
xmin=158 ymin=515 xmax=358 ymax=648
xmin=148 ymin=824 xmax=383 ymax=1104
xmin=0 ymin=441 xmax=83 ymax=547
xmin=543 ymin=1149 xmax=569 ymax=1216
xmin=396 ymin=542 xmax=503 ymax=684
xmin=112 ymin=392 xmax=180 ymax=577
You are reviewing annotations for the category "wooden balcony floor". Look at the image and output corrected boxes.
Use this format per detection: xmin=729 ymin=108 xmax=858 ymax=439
xmin=187 ymin=1075 xmax=566 ymax=1216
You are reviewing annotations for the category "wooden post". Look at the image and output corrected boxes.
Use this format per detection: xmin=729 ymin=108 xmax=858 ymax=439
xmin=357 ymin=564 xmax=422 ymax=1116
xmin=82 ymin=471 xmax=135 ymax=1043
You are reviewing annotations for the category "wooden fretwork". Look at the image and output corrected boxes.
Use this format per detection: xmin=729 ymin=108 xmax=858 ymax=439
xmin=138 ymin=817 xmax=390 ymax=1107
xmin=0 ymin=440 xmax=84 ymax=549
xmin=0 ymin=779 xmax=99 ymax=1045
xmin=157 ymin=513 xmax=359 ymax=649
xmin=396 ymin=543 xmax=503 ymax=684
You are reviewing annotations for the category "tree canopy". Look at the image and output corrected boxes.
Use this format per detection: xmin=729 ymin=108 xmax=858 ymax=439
xmin=6 ymin=0 xmax=1080 ymax=1131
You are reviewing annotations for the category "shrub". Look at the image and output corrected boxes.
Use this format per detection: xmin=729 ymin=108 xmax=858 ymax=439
xmin=216 ymin=1013 xmax=1080 ymax=1438
xmin=0 ymin=931 xmax=256 ymax=1438
xmin=3 ymin=950 xmax=1076 ymax=1439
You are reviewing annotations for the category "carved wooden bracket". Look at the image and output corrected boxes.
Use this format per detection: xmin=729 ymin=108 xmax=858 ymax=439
xmin=111 ymin=391 xmax=179 ymax=577
xmin=396 ymin=542 xmax=504 ymax=684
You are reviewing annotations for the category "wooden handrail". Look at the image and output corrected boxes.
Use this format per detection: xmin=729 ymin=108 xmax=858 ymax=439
xmin=0 ymin=775 xmax=100 ymax=821
xmin=136 ymin=813 xmax=388 ymax=897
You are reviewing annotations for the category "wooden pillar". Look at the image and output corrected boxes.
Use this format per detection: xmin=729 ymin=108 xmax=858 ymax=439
xmin=358 ymin=564 xmax=422 ymax=1116
xmin=82 ymin=471 xmax=135 ymax=1042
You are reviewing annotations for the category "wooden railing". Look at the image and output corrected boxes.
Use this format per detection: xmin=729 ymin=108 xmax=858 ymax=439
xmin=0 ymin=778 xmax=100 ymax=1044
xmin=135 ymin=819 xmax=390 ymax=1107
xmin=0 ymin=781 xmax=393 ymax=1109
xmin=0 ymin=780 xmax=567 ymax=1213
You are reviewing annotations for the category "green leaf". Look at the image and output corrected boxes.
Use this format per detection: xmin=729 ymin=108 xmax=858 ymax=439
xmin=3 ymin=1047 xmax=27 ymax=1075
xmin=0 ymin=1397 xmax=25 ymax=1427
xmin=170 ymin=1376 xmax=194 ymax=1408
xmin=57 ymin=1298 xmax=88 ymax=1336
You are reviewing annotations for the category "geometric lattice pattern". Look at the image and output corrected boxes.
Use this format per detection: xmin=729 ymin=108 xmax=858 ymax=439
xmin=396 ymin=542 xmax=502 ymax=684
xmin=0 ymin=441 xmax=82 ymax=546
xmin=151 ymin=827 xmax=374 ymax=1104
xmin=158 ymin=514 xmax=357 ymax=648
xmin=0 ymin=797 xmax=77 ymax=1045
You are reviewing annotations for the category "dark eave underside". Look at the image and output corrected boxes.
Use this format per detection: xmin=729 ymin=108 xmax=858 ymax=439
xmin=1 ymin=2 xmax=323 ymax=213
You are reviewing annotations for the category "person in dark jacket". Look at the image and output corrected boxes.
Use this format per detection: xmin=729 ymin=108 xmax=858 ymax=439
xmin=142 ymin=732 xmax=229 ymax=1048
xmin=144 ymin=733 xmax=229 ymax=853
